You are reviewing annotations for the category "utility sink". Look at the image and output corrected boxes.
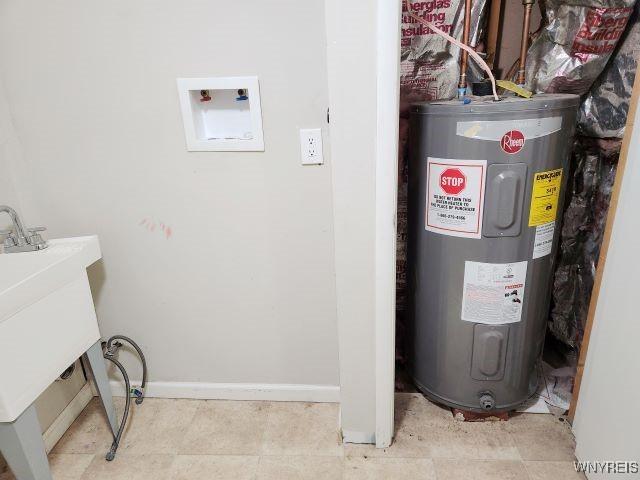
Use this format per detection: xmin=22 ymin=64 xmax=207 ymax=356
xmin=0 ymin=236 xmax=103 ymax=422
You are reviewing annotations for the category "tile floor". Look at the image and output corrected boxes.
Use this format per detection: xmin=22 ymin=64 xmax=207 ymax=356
xmin=0 ymin=393 xmax=585 ymax=480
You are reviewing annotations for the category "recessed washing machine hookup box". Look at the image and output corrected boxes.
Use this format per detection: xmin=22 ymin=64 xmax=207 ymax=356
xmin=177 ymin=76 xmax=264 ymax=152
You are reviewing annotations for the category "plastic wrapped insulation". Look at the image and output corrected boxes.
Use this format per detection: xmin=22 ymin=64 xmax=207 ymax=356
xmin=549 ymin=137 xmax=620 ymax=349
xmin=578 ymin=1 xmax=640 ymax=137
xmin=526 ymin=0 xmax=636 ymax=95
xmin=401 ymin=0 xmax=487 ymax=104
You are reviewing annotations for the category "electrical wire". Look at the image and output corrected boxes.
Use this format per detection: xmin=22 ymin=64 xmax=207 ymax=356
xmin=403 ymin=0 xmax=500 ymax=101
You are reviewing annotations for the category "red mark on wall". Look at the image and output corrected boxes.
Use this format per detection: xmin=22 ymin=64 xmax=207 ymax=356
xmin=139 ymin=217 xmax=173 ymax=239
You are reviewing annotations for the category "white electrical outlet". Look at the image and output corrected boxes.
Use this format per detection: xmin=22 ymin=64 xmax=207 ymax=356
xmin=299 ymin=128 xmax=324 ymax=165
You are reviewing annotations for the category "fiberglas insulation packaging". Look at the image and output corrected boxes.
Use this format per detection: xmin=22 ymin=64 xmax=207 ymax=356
xmin=401 ymin=0 xmax=486 ymax=104
xmin=526 ymin=0 xmax=637 ymax=95
xmin=578 ymin=1 xmax=640 ymax=138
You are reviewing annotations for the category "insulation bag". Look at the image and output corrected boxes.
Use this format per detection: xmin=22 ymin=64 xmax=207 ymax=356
xmin=549 ymin=137 xmax=619 ymax=349
xmin=401 ymin=0 xmax=487 ymax=105
xmin=526 ymin=0 xmax=636 ymax=95
xmin=578 ymin=1 xmax=640 ymax=137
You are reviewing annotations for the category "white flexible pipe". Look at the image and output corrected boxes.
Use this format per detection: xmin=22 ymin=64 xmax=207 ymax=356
xmin=403 ymin=0 xmax=499 ymax=101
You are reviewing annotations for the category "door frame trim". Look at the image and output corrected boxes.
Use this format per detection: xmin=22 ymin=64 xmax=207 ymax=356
xmin=374 ymin=0 xmax=402 ymax=448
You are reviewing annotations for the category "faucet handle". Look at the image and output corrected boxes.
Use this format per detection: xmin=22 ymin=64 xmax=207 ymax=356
xmin=1 ymin=229 xmax=17 ymax=250
xmin=3 ymin=235 xmax=16 ymax=248
xmin=26 ymin=227 xmax=47 ymax=247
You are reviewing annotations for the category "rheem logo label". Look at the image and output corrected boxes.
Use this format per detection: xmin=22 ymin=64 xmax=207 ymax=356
xmin=440 ymin=168 xmax=466 ymax=195
xmin=501 ymin=130 xmax=525 ymax=154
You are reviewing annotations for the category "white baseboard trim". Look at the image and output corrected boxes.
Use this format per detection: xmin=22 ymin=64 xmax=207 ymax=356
xmin=107 ymin=381 xmax=340 ymax=403
xmin=43 ymin=383 xmax=93 ymax=453
xmin=342 ymin=429 xmax=376 ymax=444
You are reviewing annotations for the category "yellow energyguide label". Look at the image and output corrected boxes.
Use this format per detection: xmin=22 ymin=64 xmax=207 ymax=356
xmin=529 ymin=168 xmax=563 ymax=227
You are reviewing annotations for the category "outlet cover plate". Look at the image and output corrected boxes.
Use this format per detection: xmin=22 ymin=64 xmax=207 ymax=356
xmin=300 ymin=128 xmax=324 ymax=165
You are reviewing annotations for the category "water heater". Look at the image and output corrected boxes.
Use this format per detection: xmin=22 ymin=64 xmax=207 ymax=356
xmin=406 ymin=94 xmax=579 ymax=412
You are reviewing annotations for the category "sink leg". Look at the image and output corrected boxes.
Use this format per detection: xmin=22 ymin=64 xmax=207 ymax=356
xmin=0 ymin=404 xmax=53 ymax=480
xmin=82 ymin=341 xmax=118 ymax=438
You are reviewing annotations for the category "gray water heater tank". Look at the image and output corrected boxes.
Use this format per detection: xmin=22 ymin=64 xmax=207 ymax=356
xmin=406 ymin=94 xmax=579 ymax=413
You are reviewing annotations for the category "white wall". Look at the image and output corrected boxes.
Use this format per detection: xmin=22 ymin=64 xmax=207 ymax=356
xmin=573 ymin=94 xmax=640 ymax=474
xmin=0 ymin=80 xmax=33 ymax=229
xmin=0 ymin=0 xmax=339 ymax=395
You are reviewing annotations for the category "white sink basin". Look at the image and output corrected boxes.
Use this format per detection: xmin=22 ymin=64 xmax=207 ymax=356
xmin=0 ymin=236 xmax=103 ymax=422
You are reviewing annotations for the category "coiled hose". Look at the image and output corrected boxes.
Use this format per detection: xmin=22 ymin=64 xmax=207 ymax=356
xmin=102 ymin=335 xmax=147 ymax=461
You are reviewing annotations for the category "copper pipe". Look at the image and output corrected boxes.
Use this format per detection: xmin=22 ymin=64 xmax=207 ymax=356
xmin=486 ymin=0 xmax=504 ymax=69
xmin=517 ymin=1 xmax=534 ymax=86
xmin=458 ymin=0 xmax=473 ymax=91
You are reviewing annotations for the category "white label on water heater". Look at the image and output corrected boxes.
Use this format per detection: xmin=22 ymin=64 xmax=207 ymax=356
xmin=425 ymin=157 xmax=487 ymax=239
xmin=461 ymin=260 xmax=528 ymax=325
xmin=532 ymin=221 xmax=555 ymax=259
xmin=455 ymin=116 xmax=562 ymax=141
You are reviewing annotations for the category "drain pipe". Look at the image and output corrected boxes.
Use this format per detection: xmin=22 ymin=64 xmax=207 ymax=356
xmin=458 ymin=0 xmax=473 ymax=97
xmin=517 ymin=0 xmax=535 ymax=86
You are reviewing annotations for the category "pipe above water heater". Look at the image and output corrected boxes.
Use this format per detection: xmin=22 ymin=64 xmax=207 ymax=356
xmin=517 ymin=0 xmax=536 ymax=86
xmin=458 ymin=0 xmax=474 ymax=93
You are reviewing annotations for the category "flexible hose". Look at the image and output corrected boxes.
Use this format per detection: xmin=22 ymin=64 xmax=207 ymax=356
xmin=103 ymin=355 xmax=131 ymax=461
xmin=403 ymin=0 xmax=500 ymax=101
xmin=106 ymin=335 xmax=147 ymax=405
xmin=101 ymin=335 xmax=147 ymax=461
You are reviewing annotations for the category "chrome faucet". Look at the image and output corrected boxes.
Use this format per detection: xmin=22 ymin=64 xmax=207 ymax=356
xmin=0 ymin=205 xmax=47 ymax=253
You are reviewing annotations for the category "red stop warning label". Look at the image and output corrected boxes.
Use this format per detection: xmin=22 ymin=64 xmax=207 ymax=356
xmin=440 ymin=168 xmax=466 ymax=195
xmin=426 ymin=158 xmax=487 ymax=239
